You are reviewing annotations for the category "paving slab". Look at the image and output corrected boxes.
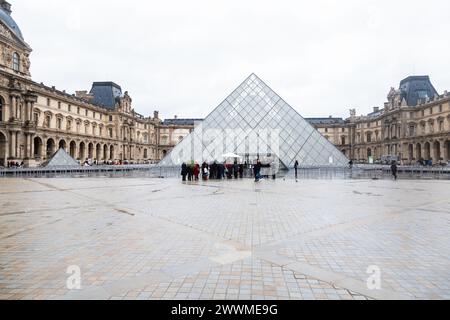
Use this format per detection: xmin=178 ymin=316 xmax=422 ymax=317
xmin=0 ymin=177 xmax=449 ymax=300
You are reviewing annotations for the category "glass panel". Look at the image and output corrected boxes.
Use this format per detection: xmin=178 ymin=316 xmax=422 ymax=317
xmin=160 ymin=74 xmax=349 ymax=167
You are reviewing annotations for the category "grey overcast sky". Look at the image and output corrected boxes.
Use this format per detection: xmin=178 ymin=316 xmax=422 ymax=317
xmin=13 ymin=0 xmax=450 ymax=119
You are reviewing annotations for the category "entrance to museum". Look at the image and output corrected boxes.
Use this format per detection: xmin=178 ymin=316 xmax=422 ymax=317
xmin=237 ymin=153 xmax=289 ymax=176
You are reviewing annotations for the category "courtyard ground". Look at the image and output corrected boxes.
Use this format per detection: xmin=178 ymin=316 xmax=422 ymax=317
xmin=0 ymin=176 xmax=449 ymax=300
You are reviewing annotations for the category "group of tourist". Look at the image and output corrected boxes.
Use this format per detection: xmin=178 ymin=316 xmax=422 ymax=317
xmin=6 ymin=161 xmax=25 ymax=168
xmin=181 ymin=160 xmax=267 ymax=182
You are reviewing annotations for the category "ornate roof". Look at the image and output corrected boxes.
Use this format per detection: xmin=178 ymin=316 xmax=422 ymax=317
xmin=305 ymin=117 xmax=345 ymax=125
xmin=89 ymin=82 xmax=123 ymax=110
xmin=0 ymin=1 xmax=24 ymax=41
xmin=399 ymin=76 xmax=438 ymax=107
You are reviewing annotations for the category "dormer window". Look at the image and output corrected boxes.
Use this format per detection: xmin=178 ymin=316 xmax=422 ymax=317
xmin=12 ymin=52 xmax=20 ymax=72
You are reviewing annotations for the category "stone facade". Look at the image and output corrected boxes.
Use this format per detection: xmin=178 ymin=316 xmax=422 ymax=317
xmin=1 ymin=2 xmax=448 ymax=167
xmin=0 ymin=2 xmax=191 ymax=167
xmin=308 ymin=79 xmax=450 ymax=165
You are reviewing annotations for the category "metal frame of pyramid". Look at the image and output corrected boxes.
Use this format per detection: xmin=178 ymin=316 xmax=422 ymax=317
xmin=159 ymin=74 xmax=348 ymax=168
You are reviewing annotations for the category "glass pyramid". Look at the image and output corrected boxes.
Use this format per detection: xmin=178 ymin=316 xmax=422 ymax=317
xmin=159 ymin=74 xmax=348 ymax=168
xmin=43 ymin=148 xmax=79 ymax=167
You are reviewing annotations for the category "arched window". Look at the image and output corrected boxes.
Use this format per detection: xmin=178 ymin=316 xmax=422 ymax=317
xmin=45 ymin=115 xmax=51 ymax=128
xmin=12 ymin=52 xmax=20 ymax=72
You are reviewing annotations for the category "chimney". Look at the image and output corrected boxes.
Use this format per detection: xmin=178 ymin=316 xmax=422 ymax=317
xmin=373 ymin=107 xmax=379 ymax=113
xmin=153 ymin=111 xmax=159 ymax=119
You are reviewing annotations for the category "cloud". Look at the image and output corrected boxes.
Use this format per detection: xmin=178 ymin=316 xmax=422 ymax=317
xmin=13 ymin=0 xmax=450 ymax=119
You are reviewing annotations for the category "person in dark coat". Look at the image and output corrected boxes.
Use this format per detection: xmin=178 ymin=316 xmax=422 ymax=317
xmin=348 ymin=160 xmax=354 ymax=169
xmin=254 ymin=160 xmax=262 ymax=182
xmin=181 ymin=163 xmax=187 ymax=181
xmin=217 ymin=163 xmax=224 ymax=180
xmin=187 ymin=162 xmax=194 ymax=181
xmin=391 ymin=161 xmax=398 ymax=180
xmin=222 ymin=162 xmax=227 ymax=179
xmin=233 ymin=161 xmax=239 ymax=179
xmin=211 ymin=161 xmax=217 ymax=180
xmin=294 ymin=160 xmax=299 ymax=180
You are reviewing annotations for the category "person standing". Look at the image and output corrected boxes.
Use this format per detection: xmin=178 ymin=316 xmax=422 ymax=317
xmin=233 ymin=161 xmax=239 ymax=179
xmin=181 ymin=163 xmax=187 ymax=181
xmin=210 ymin=161 xmax=216 ymax=180
xmin=218 ymin=162 xmax=225 ymax=179
xmin=226 ymin=163 xmax=232 ymax=179
xmin=187 ymin=162 xmax=194 ymax=181
xmin=194 ymin=162 xmax=200 ymax=181
xmin=294 ymin=160 xmax=299 ymax=180
xmin=391 ymin=161 xmax=398 ymax=181
xmin=201 ymin=162 xmax=209 ymax=180
xmin=254 ymin=160 xmax=262 ymax=182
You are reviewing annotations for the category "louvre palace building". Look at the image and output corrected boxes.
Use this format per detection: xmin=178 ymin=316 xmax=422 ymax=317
xmin=0 ymin=1 xmax=193 ymax=167
xmin=308 ymin=76 xmax=450 ymax=165
xmin=1 ymin=1 xmax=449 ymax=168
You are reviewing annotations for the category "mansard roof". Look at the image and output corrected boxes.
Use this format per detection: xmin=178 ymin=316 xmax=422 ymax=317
xmin=305 ymin=117 xmax=345 ymax=125
xmin=89 ymin=82 xmax=123 ymax=110
xmin=399 ymin=76 xmax=438 ymax=107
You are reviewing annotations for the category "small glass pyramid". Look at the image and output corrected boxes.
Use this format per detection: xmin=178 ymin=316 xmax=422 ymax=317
xmin=43 ymin=148 xmax=79 ymax=167
xmin=159 ymin=74 xmax=348 ymax=167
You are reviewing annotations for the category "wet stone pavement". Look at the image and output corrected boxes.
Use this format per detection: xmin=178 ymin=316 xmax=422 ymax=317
xmin=0 ymin=176 xmax=449 ymax=300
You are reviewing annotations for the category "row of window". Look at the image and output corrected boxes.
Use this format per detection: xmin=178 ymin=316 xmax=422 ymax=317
xmin=409 ymin=120 xmax=447 ymax=136
xmin=323 ymin=127 xmax=346 ymax=133
xmin=354 ymin=118 xmax=449 ymax=143
xmin=356 ymin=132 xmax=380 ymax=144
xmin=35 ymin=112 xmax=155 ymax=143
xmin=357 ymin=121 xmax=380 ymax=129
xmin=47 ymin=98 xmax=111 ymax=121
xmin=355 ymin=104 xmax=448 ymax=129
xmin=45 ymin=99 xmax=150 ymax=131
xmin=411 ymin=105 xmax=445 ymax=119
